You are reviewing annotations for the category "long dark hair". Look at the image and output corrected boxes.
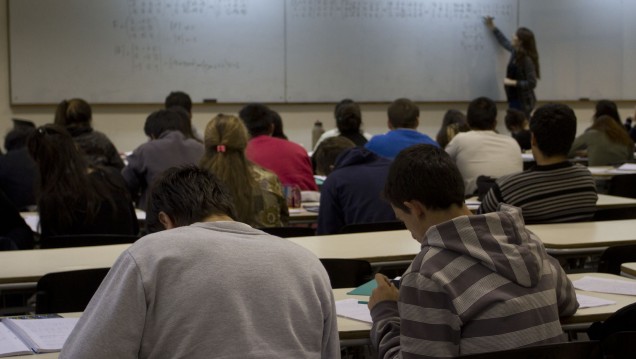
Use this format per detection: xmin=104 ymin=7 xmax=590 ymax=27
xmin=592 ymin=115 xmax=634 ymax=149
xmin=516 ymin=27 xmax=540 ymax=79
xmin=54 ymin=98 xmax=92 ymax=128
xmin=27 ymin=124 xmax=122 ymax=229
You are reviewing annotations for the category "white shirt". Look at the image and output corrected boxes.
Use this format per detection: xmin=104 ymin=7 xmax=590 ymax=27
xmin=445 ymin=130 xmax=522 ymax=195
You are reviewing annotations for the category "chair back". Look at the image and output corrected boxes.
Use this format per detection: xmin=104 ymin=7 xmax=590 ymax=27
xmin=258 ymin=227 xmax=316 ymax=238
xmin=599 ymin=331 xmax=636 ymax=359
xmin=40 ymin=234 xmax=139 ymax=249
xmin=607 ymin=173 xmax=636 ymax=199
xmin=36 ymin=268 xmax=110 ymax=314
xmin=339 ymin=221 xmax=405 ymax=234
xmin=597 ymin=244 xmax=636 ymax=275
xmin=458 ymin=340 xmax=602 ymax=359
xmin=319 ymin=258 xmax=373 ymax=289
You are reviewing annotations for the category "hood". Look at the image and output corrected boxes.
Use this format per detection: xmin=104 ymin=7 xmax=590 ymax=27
xmin=333 ymin=147 xmax=387 ymax=170
xmin=423 ymin=204 xmax=545 ymax=288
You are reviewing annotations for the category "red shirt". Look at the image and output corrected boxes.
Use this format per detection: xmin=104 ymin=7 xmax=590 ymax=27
xmin=246 ymin=135 xmax=318 ymax=191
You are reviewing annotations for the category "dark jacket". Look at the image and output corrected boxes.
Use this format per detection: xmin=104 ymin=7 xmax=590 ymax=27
xmin=317 ymin=148 xmax=395 ymax=234
xmin=0 ymin=148 xmax=37 ymax=210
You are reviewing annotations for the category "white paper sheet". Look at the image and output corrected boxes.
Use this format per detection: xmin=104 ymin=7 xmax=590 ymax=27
xmin=573 ymin=276 xmax=636 ymax=296
xmin=576 ymin=294 xmax=617 ymax=309
xmin=335 ymin=299 xmax=372 ymax=323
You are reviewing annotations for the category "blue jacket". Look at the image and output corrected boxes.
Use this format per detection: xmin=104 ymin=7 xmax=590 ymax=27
xmin=317 ymin=148 xmax=396 ymax=234
xmin=365 ymin=128 xmax=439 ymax=159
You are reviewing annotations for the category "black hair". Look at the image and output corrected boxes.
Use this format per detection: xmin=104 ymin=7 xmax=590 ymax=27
xmin=504 ymin=108 xmax=528 ymax=132
xmin=594 ymin=99 xmax=622 ymax=127
xmin=238 ymin=103 xmax=275 ymax=137
xmin=313 ymin=137 xmax=356 ymax=176
xmin=145 ymin=165 xmax=236 ymax=234
xmin=270 ymin=110 xmax=288 ymax=140
xmin=436 ymin=109 xmax=468 ymax=148
xmin=529 ymin=103 xmax=577 ymax=157
xmin=387 ymin=98 xmax=419 ymax=129
xmin=335 ymin=102 xmax=362 ymax=135
xmin=4 ymin=127 xmax=35 ymax=152
xmin=384 ymin=144 xmax=464 ymax=212
xmin=165 ymin=91 xmax=192 ymax=114
xmin=143 ymin=109 xmax=183 ymax=138
xmin=467 ymin=97 xmax=497 ymax=130
xmin=54 ymin=98 xmax=92 ymax=128
xmin=167 ymin=106 xmax=198 ymax=141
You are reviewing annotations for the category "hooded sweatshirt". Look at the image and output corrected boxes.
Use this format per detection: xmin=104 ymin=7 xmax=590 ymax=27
xmin=370 ymin=204 xmax=579 ymax=358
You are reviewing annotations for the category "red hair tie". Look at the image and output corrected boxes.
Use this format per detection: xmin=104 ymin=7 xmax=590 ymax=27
xmin=216 ymin=145 xmax=226 ymax=153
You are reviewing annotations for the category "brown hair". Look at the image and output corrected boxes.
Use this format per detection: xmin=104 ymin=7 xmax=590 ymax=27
xmin=200 ymin=114 xmax=256 ymax=224
xmin=516 ymin=27 xmax=540 ymax=79
xmin=54 ymin=98 xmax=92 ymax=128
xmin=591 ymin=115 xmax=634 ymax=149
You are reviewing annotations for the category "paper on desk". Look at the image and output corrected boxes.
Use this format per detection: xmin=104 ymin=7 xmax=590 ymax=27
xmin=617 ymin=163 xmax=636 ymax=171
xmin=335 ymin=299 xmax=372 ymax=323
xmin=573 ymin=276 xmax=636 ymax=296
xmin=576 ymin=294 xmax=616 ymax=309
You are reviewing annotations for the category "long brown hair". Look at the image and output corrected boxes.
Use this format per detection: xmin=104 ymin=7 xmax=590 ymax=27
xmin=592 ymin=115 xmax=634 ymax=148
xmin=199 ymin=114 xmax=256 ymax=224
xmin=516 ymin=27 xmax=540 ymax=79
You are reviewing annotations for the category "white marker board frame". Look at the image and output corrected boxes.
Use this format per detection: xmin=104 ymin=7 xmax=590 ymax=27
xmin=15 ymin=1 xmax=634 ymax=103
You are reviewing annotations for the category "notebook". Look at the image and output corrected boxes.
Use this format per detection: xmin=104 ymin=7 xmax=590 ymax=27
xmin=0 ymin=317 xmax=79 ymax=357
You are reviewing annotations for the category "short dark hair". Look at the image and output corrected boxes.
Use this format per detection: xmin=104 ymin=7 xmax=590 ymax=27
xmin=335 ymin=102 xmax=362 ymax=135
xmin=388 ymin=98 xmax=419 ymax=129
xmin=313 ymin=137 xmax=356 ymax=176
xmin=145 ymin=165 xmax=236 ymax=233
xmin=467 ymin=97 xmax=497 ymax=130
xmin=270 ymin=110 xmax=288 ymax=140
xmin=529 ymin=103 xmax=577 ymax=157
xmin=238 ymin=103 xmax=275 ymax=137
xmin=504 ymin=108 xmax=527 ymax=132
xmin=143 ymin=109 xmax=183 ymax=138
xmin=384 ymin=144 xmax=464 ymax=212
xmin=5 ymin=127 xmax=35 ymax=152
xmin=165 ymin=91 xmax=192 ymax=114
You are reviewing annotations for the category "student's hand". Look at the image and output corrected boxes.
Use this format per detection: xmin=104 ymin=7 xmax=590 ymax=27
xmin=504 ymin=78 xmax=518 ymax=86
xmin=483 ymin=16 xmax=495 ymax=30
xmin=368 ymin=274 xmax=399 ymax=310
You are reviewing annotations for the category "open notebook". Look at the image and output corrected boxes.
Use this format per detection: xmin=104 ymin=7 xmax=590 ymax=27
xmin=0 ymin=317 xmax=79 ymax=357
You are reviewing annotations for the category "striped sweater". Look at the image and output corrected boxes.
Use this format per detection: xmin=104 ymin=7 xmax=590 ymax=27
xmin=478 ymin=162 xmax=597 ymax=224
xmin=370 ymin=205 xmax=579 ymax=359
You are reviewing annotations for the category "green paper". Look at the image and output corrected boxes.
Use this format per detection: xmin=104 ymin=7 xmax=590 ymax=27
xmin=346 ymin=279 xmax=377 ymax=296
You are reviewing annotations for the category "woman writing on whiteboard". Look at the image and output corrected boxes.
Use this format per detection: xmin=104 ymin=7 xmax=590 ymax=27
xmin=484 ymin=16 xmax=540 ymax=117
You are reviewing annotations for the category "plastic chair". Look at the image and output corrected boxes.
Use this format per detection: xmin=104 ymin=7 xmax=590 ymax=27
xmin=35 ymin=268 xmax=110 ymax=314
xmin=258 ymin=227 xmax=316 ymax=238
xmin=607 ymin=174 xmax=636 ymax=199
xmin=458 ymin=340 xmax=602 ymax=359
xmin=339 ymin=221 xmax=405 ymax=234
xmin=597 ymin=244 xmax=636 ymax=275
xmin=39 ymin=234 xmax=139 ymax=249
xmin=319 ymin=259 xmax=373 ymax=289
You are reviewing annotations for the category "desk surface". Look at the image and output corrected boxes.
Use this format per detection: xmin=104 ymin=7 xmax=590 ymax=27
xmin=526 ymin=219 xmax=636 ymax=250
xmin=334 ymin=273 xmax=636 ymax=340
xmin=621 ymin=262 xmax=636 ymax=277
xmin=0 ymin=230 xmax=419 ymax=284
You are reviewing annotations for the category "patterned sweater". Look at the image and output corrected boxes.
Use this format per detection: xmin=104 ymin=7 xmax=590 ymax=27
xmin=370 ymin=205 xmax=579 ymax=358
xmin=478 ymin=162 xmax=598 ymax=224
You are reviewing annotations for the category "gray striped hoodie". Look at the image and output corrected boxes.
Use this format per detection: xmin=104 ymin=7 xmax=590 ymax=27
xmin=370 ymin=204 xmax=579 ymax=359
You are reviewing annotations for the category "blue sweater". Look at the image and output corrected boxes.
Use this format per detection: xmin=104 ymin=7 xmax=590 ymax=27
xmin=365 ymin=128 xmax=439 ymax=159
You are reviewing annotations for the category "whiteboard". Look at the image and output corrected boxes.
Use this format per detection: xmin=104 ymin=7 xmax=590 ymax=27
xmin=286 ymin=0 xmax=517 ymax=102
xmin=9 ymin=0 xmax=286 ymax=104
xmin=519 ymin=0 xmax=636 ymax=100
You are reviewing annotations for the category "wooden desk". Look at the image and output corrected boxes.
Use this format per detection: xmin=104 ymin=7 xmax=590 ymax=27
xmin=334 ymin=273 xmax=636 ymax=341
xmin=588 ymin=166 xmax=636 ymax=178
xmin=0 ymin=230 xmax=418 ymax=285
xmin=287 ymin=230 xmax=419 ymax=267
xmin=526 ymin=219 xmax=636 ymax=255
xmin=620 ymin=262 xmax=636 ymax=278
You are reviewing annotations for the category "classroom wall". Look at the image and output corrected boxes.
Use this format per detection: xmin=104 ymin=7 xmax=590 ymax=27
xmin=1 ymin=1 xmax=635 ymax=153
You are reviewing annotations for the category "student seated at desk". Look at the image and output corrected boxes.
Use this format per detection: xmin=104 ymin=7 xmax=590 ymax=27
xmin=199 ymin=114 xmax=289 ymax=228
xmin=27 ymin=125 xmax=138 ymax=238
xmin=479 ymin=103 xmax=598 ymax=224
xmin=60 ymin=166 xmax=339 ymax=359
xmin=569 ymin=114 xmax=634 ymax=166
xmin=368 ymin=145 xmax=578 ymax=358
xmin=313 ymin=137 xmax=395 ymax=234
